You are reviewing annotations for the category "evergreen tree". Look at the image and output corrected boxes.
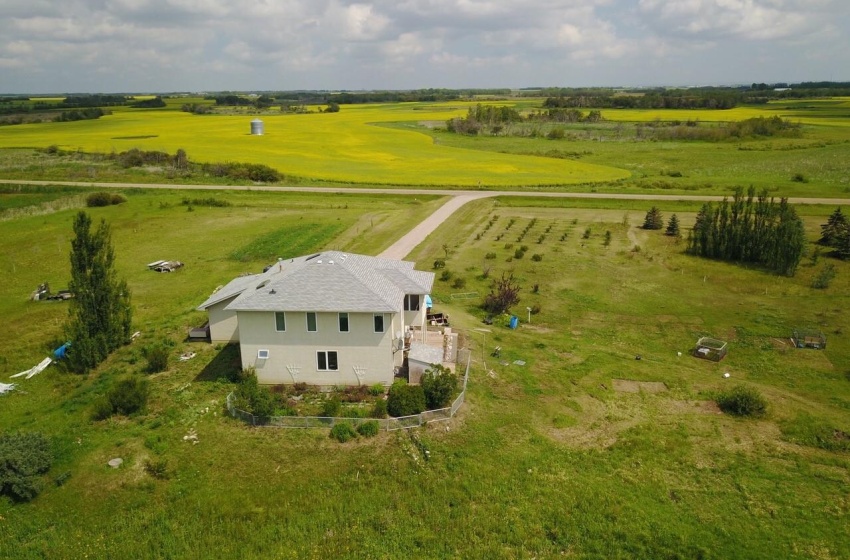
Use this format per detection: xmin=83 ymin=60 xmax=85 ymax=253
xmin=819 ymin=207 xmax=848 ymax=247
xmin=65 ymin=212 xmax=132 ymax=373
xmin=837 ymin=228 xmax=850 ymax=260
xmin=665 ymin=214 xmax=681 ymax=237
xmin=642 ymin=206 xmax=664 ymax=230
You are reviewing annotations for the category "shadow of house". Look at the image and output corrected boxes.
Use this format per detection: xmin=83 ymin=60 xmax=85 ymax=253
xmin=194 ymin=344 xmax=242 ymax=383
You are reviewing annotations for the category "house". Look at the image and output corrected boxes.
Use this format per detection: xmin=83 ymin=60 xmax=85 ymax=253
xmin=197 ymin=251 xmax=435 ymax=387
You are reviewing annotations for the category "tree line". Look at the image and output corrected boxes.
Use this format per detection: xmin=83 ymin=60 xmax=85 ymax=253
xmin=446 ymin=103 xmax=603 ymax=136
xmin=543 ymin=92 xmax=741 ymax=110
xmin=53 ymin=107 xmax=106 ymax=122
xmin=687 ymin=187 xmax=806 ymax=276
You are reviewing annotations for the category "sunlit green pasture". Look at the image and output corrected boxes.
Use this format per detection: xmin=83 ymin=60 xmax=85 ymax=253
xmin=1 ymin=189 xmax=848 ymax=559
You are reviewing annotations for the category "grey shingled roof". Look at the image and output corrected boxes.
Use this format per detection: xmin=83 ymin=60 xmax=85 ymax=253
xmin=202 ymin=251 xmax=434 ymax=313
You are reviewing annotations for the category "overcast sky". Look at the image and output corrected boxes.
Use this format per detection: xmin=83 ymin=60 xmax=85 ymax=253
xmin=2 ymin=0 xmax=849 ymax=94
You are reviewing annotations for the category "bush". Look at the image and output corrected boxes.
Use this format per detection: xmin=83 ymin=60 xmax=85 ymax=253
xmin=433 ymin=259 xmax=446 ymax=269
xmin=357 ymin=420 xmax=381 ymax=438
xmin=144 ymin=459 xmax=170 ymax=480
xmin=91 ymin=396 xmax=114 ymax=421
xmin=514 ymin=248 xmax=525 ymax=259
xmin=716 ymin=385 xmax=767 ymax=418
xmin=340 ymin=385 xmax=369 ymax=403
xmin=86 ymin=192 xmax=127 ymax=207
xmin=232 ymin=373 xmax=275 ymax=417
xmin=530 ymin=304 xmax=541 ymax=315
xmin=421 ymin=364 xmax=459 ymax=409
xmin=531 ymin=253 xmax=543 ymax=262
xmin=0 ymin=431 xmax=53 ymax=502
xmin=368 ymin=383 xmax=386 ymax=397
xmin=107 ymin=376 xmax=150 ymax=416
xmin=812 ymin=264 xmax=837 ymax=289
xmin=440 ymin=270 xmax=453 ymax=282
xmin=485 ymin=252 xmax=497 ymax=260
xmin=452 ymin=277 xmax=467 ymax=290
xmin=144 ymin=343 xmax=169 ymax=373
xmin=370 ymin=398 xmax=388 ymax=419
xmin=321 ymin=396 xmax=342 ymax=417
xmin=387 ymin=381 xmax=426 ymax=417
xmin=330 ymin=423 xmax=357 ymax=443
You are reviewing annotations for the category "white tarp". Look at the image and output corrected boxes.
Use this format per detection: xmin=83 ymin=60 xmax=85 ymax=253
xmin=11 ymin=357 xmax=52 ymax=379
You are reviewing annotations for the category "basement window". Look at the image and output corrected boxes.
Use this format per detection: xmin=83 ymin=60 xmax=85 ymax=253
xmin=317 ymin=351 xmax=338 ymax=371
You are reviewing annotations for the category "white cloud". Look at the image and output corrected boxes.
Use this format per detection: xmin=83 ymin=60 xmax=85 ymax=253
xmin=0 ymin=0 xmax=847 ymax=92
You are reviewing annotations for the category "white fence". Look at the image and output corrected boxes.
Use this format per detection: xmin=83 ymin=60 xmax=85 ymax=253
xmin=226 ymin=349 xmax=471 ymax=431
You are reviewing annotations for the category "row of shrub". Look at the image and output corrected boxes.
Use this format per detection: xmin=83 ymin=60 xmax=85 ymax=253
xmin=231 ymin=365 xmax=460 ymax=421
xmin=86 ymin=192 xmax=127 ymax=207
xmin=329 ymin=421 xmax=380 ymax=443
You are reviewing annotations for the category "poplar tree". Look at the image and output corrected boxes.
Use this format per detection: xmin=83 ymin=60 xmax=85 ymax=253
xmin=64 ymin=212 xmax=132 ymax=373
xmin=686 ymin=187 xmax=806 ymax=276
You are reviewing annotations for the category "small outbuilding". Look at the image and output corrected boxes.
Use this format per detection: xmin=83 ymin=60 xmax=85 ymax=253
xmin=791 ymin=328 xmax=826 ymax=349
xmin=693 ymin=336 xmax=728 ymax=361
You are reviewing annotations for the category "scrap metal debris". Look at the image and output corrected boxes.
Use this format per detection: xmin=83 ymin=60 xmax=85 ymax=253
xmin=147 ymin=260 xmax=184 ymax=273
xmin=0 ymin=383 xmax=16 ymax=395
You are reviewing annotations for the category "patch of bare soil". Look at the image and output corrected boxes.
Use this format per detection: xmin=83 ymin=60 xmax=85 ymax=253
xmin=665 ymin=400 xmax=722 ymax=415
xmin=612 ymin=379 xmax=668 ymax=393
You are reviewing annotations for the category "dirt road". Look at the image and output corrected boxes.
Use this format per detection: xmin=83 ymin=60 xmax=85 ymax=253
xmin=4 ymin=179 xmax=850 ymax=260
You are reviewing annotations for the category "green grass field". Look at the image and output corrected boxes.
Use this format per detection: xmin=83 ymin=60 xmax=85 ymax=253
xmin=1 ymin=187 xmax=848 ymax=559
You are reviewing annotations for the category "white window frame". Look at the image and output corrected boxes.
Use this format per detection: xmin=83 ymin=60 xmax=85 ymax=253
xmin=316 ymin=350 xmax=338 ymax=371
xmin=274 ymin=311 xmax=286 ymax=332
xmin=373 ymin=313 xmax=385 ymax=333
xmin=306 ymin=312 xmax=317 ymax=332
xmin=257 ymin=349 xmax=270 ymax=359
xmin=404 ymin=294 xmax=420 ymax=311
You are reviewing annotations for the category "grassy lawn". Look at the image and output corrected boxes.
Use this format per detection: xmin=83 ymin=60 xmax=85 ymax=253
xmin=1 ymin=189 xmax=848 ymax=558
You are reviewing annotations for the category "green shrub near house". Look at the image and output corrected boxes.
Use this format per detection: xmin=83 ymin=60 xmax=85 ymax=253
xmin=387 ymin=381 xmax=426 ymax=417
xmin=330 ymin=423 xmax=357 ymax=443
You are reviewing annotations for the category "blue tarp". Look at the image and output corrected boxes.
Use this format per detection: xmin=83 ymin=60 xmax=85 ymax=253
xmin=54 ymin=343 xmax=70 ymax=360
xmin=509 ymin=316 xmax=519 ymax=329
xmin=425 ymin=295 xmax=433 ymax=308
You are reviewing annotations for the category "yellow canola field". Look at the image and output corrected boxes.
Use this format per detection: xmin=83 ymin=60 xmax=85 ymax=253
xmin=0 ymin=102 xmax=629 ymax=186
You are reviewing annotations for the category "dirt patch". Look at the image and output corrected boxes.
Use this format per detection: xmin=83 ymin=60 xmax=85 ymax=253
xmin=612 ymin=379 xmax=668 ymax=393
xmin=665 ymin=399 xmax=722 ymax=415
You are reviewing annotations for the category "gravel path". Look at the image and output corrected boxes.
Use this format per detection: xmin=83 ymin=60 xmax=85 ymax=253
xmin=377 ymin=194 xmax=491 ymax=260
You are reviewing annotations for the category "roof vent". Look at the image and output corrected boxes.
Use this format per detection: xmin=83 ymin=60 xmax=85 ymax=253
xmin=256 ymin=280 xmax=269 ymax=289
xmin=317 ymin=260 xmax=323 ymax=264
xmin=269 ymin=289 xmax=276 ymax=294
xmin=328 ymin=260 xmax=334 ymax=265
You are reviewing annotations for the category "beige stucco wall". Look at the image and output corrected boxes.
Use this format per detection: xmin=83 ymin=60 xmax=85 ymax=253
xmin=207 ymin=297 xmax=240 ymax=343
xmin=237 ymin=310 xmax=398 ymax=386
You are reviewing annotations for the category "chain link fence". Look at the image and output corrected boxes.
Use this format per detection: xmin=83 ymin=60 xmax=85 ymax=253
xmin=226 ymin=349 xmax=471 ymax=431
